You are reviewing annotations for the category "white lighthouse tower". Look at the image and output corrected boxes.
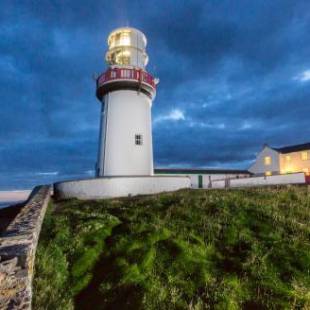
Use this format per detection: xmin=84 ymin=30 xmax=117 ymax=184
xmin=96 ymin=27 xmax=156 ymax=177
xmin=54 ymin=27 xmax=190 ymax=199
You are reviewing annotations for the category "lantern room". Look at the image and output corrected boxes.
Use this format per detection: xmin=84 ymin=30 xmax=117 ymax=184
xmin=105 ymin=27 xmax=149 ymax=69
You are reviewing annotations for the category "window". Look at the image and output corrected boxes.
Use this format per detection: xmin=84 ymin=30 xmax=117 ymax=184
xmin=286 ymin=155 xmax=291 ymax=162
xmin=111 ymin=48 xmax=131 ymax=66
xmin=135 ymin=134 xmax=143 ymax=145
xmin=301 ymin=151 xmax=308 ymax=161
xmin=119 ymin=31 xmax=131 ymax=46
xmin=115 ymin=33 xmax=121 ymax=46
xmin=265 ymin=171 xmax=272 ymax=176
xmin=109 ymin=31 xmax=131 ymax=48
xmin=264 ymin=156 xmax=271 ymax=165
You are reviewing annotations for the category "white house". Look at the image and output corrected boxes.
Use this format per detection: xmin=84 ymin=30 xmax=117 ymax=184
xmin=249 ymin=142 xmax=310 ymax=176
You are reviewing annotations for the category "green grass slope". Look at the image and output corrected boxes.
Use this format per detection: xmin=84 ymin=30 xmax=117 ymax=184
xmin=33 ymin=187 xmax=310 ymax=309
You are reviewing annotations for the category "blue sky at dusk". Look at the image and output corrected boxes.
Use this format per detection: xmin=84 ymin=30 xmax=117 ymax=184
xmin=1 ymin=0 xmax=310 ymax=190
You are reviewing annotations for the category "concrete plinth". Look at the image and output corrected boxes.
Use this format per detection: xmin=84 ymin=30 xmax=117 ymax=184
xmin=54 ymin=176 xmax=191 ymax=200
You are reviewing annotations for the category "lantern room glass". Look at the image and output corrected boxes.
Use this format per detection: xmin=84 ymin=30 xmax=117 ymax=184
xmin=105 ymin=28 xmax=148 ymax=69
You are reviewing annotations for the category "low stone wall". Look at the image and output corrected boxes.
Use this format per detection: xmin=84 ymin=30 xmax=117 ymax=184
xmin=54 ymin=176 xmax=191 ymax=199
xmin=0 ymin=185 xmax=51 ymax=310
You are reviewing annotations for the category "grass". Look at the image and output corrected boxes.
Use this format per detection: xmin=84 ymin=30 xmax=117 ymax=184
xmin=33 ymin=186 xmax=310 ymax=309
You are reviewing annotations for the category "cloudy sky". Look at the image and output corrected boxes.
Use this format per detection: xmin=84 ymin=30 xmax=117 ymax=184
xmin=1 ymin=0 xmax=310 ymax=189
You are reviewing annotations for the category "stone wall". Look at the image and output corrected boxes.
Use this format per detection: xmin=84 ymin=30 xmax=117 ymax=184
xmin=0 ymin=185 xmax=51 ymax=310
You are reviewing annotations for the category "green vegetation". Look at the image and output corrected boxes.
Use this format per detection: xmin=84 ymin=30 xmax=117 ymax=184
xmin=33 ymin=187 xmax=310 ymax=309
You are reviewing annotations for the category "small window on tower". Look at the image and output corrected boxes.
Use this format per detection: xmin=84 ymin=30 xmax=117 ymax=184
xmin=135 ymin=134 xmax=143 ymax=145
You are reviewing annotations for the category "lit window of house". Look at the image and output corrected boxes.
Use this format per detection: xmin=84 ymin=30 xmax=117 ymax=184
xmin=301 ymin=151 xmax=308 ymax=161
xmin=264 ymin=156 xmax=271 ymax=165
xmin=265 ymin=171 xmax=272 ymax=176
xmin=302 ymin=168 xmax=309 ymax=175
xmin=286 ymin=155 xmax=291 ymax=162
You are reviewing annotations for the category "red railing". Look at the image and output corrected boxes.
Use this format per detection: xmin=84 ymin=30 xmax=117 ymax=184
xmin=97 ymin=67 xmax=156 ymax=89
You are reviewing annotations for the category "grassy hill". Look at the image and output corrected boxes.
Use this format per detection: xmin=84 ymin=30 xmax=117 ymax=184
xmin=33 ymin=187 xmax=310 ymax=309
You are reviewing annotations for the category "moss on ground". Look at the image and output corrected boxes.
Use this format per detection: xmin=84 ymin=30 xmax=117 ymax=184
xmin=33 ymin=187 xmax=310 ymax=309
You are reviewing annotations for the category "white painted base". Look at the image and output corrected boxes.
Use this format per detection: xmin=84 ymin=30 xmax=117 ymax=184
xmin=54 ymin=176 xmax=191 ymax=200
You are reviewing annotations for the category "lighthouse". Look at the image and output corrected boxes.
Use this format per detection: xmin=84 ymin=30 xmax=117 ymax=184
xmin=54 ymin=27 xmax=190 ymax=200
xmin=96 ymin=27 xmax=157 ymax=177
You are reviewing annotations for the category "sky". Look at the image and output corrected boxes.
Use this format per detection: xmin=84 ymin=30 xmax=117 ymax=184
xmin=1 ymin=0 xmax=310 ymax=190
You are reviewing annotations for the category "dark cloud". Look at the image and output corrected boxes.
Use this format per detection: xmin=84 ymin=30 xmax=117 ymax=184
xmin=0 ymin=0 xmax=310 ymax=189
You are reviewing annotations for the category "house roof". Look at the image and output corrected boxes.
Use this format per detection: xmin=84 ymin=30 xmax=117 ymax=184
xmin=272 ymin=142 xmax=310 ymax=154
xmin=154 ymin=168 xmax=251 ymax=175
